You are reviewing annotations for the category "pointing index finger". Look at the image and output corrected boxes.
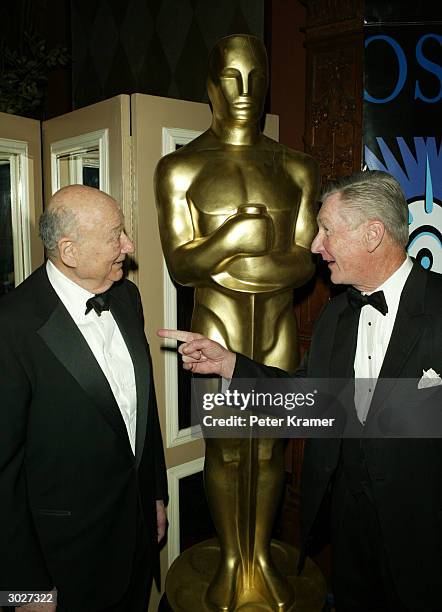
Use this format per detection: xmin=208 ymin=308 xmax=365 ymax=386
xmin=157 ymin=328 xmax=202 ymax=343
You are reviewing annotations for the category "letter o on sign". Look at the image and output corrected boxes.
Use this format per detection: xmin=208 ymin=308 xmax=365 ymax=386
xmin=364 ymin=35 xmax=408 ymax=104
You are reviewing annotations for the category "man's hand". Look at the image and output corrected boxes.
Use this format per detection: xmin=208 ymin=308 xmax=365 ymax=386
xmin=18 ymin=589 xmax=57 ymax=612
xmin=17 ymin=605 xmax=56 ymax=612
xmin=156 ymin=499 xmax=167 ymax=543
xmin=157 ymin=330 xmax=236 ymax=379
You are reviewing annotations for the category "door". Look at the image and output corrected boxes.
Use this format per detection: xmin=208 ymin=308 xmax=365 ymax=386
xmin=0 ymin=111 xmax=43 ymax=293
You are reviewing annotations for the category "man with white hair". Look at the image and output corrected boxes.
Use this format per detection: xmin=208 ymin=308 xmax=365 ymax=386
xmin=160 ymin=170 xmax=442 ymax=611
xmin=0 ymin=185 xmax=167 ymax=612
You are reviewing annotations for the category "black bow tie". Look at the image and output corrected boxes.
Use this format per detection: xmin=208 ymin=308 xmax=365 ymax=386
xmin=347 ymin=287 xmax=388 ymax=316
xmin=85 ymin=291 xmax=110 ymax=316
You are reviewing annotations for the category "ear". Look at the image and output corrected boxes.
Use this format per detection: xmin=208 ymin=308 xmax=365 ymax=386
xmin=365 ymin=221 xmax=385 ymax=253
xmin=58 ymin=238 xmax=78 ymax=268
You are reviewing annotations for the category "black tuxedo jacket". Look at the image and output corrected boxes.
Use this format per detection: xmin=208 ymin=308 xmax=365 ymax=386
xmin=0 ymin=265 xmax=167 ymax=611
xmin=234 ymin=263 xmax=442 ymax=608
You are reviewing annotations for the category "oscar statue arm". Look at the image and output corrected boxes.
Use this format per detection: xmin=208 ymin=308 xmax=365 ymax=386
xmin=220 ymin=154 xmax=320 ymax=291
xmin=270 ymin=153 xmax=320 ymax=286
xmin=154 ymin=155 xmax=272 ymax=287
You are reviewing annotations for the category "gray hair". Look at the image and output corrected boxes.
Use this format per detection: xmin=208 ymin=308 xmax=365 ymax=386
xmin=38 ymin=206 xmax=79 ymax=258
xmin=322 ymin=170 xmax=409 ymax=247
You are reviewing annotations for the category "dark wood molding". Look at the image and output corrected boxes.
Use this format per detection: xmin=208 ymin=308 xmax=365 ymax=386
xmin=281 ymin=3 xmax=364 ymax=572
xmin=304 ymin=6 xmax=364 ymax=183
xmin=302 ymin=0 xmax=363 ymax=28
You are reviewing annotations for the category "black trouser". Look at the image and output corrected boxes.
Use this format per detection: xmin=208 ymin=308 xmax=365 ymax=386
xmin=98 ymin=506 xmax=153 ymax=612
xmin=61 ymin=508 xmax=152 ymax=612
xmin=330 ymin=470 xmax=408 ymax=612
xmin=103 ymin=544 xmax=153 ymax=612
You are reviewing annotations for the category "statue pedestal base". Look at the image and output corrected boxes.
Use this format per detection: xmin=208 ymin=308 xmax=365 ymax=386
xmin=163 ymin=538 xmax=326 ymax=611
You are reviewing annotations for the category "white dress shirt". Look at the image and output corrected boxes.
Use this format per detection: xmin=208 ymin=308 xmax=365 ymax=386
xmin=354 ymin=256 xmax=413 ymax=423
xmin=47 ymin=260 xmax=137 ymax=453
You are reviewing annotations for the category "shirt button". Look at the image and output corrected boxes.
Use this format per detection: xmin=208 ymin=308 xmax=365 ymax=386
xmin=368 ymin=356 xmax=372 ymax=360
xmin=368 ymin=322 xmax=372 ymax=326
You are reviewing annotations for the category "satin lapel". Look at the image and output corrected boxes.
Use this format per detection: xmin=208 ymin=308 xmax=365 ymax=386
xmin=330 ymin=303 xmax=360 ymax=378
xmin=329 ymin=303 xmax=361 ymax=432
xmin=110 ymin=292 xmax=151 ymax=467
xmin=368 ymin=263 xmax=426 ymax=419
xmin=37 ymin=302 xmax=130 ymax=447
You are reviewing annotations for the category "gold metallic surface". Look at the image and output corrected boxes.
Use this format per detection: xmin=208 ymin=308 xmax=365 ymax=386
xmin=165 ymin=539 xmax=326 ymax=612
xmin=155 ymin=34 xmax=320 ymax=611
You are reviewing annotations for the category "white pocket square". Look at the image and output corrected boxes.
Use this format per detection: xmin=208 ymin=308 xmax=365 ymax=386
xmin=418 ymin=368 xmax=442 ymax=389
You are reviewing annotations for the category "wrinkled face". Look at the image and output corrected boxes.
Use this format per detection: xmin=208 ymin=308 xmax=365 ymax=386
xmin=208 ymin=36 xmax=268 ymax=123
xmin=311 ymin=192 xmax=369 ymax=288
xmin=73 ymin=201 xmax=134 ymax=293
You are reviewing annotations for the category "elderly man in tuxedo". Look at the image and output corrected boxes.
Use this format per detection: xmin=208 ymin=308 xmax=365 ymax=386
xmin=0 ymin=185 xmax=167 ymax=612
xmin=160 ymin=170 xmax=442 ymax=612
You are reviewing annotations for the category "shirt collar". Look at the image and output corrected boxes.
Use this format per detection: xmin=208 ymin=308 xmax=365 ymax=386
xmin=366 ymin=256 xmax=413 ymax=313
xmin=46 ymin=259 xmax=95 ymax=322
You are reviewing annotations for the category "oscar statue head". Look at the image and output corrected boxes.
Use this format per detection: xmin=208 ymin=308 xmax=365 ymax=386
xmin=207 ymin=34 xmax=269 ymax=126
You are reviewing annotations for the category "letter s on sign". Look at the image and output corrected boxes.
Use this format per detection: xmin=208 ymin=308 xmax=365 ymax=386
xmin=415 ymin=34 xmax=442 ymax=103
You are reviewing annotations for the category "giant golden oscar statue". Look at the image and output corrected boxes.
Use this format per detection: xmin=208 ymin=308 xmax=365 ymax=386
xmin=155 ymin=34 xmax=323 ymax=611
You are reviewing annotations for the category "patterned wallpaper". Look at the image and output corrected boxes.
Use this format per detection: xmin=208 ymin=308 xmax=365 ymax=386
xmin=71 ymin=0 xmax=264 ymax=109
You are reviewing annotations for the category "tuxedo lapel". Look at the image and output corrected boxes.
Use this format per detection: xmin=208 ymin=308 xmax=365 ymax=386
xmin=34 ymin=266 xmax=151 ymax=466
xmin=367 ymin=263 xmax=427 ymax=420
xmin=330 ymin=303 xmax=360 ymax=378
xmin=110 ymin=290 xmax=151 ymax=467
xmin=329 ymin=302 xmax=362 ymax=433
xmin=378 ymin=263 xmax=426 ymax=379
xmin=37 ymin=301 xmax=131 ymax=450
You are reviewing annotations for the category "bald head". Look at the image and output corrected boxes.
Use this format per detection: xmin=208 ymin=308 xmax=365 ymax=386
xmin=39 ymin=184 xmax=134 ymax=293
xmin=48 ymin=184 xmax=117 ymax=212
xmin=40 ymin=185 xmax=119 ymax=260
